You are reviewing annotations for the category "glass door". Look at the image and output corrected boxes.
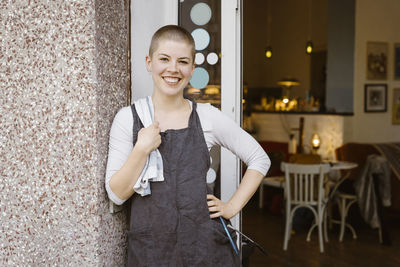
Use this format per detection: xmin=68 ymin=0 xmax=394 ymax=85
xmin=180 ymin=1 xmax=222 ymax=107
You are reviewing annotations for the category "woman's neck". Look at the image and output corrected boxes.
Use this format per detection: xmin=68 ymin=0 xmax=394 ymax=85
xmin=151 ymin=92 xmax=191 ymax=131
xmin=151 ymin=92 xmax=187 ymax=112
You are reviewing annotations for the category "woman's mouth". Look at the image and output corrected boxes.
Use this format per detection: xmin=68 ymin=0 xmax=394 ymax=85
xmin=163 ymin=76 xmax=181 ymax=85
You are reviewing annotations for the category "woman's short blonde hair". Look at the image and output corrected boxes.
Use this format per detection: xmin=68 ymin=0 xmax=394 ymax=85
xmin=149 ymin=25 xmax=195 ymax=61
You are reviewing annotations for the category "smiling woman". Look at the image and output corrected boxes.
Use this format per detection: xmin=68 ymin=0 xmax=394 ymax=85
xmin=105 ymin=24 xmax=270 ymax=266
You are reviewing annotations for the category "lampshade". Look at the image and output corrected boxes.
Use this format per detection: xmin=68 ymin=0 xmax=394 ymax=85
xmin=277 ymin=78 xmax=300 ymax=87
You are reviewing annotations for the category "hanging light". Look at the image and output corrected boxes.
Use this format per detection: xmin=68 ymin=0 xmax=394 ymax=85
xmin=306 ymin=0 xmax=313 ymax=55
xmin=265 ymin=46 xmax=272 ymax=59
xmin=265 ymin=0 xmax=272 ymax=60
xmin=277 ymin=78 xmax=300 ymax=88
xmin=306 ymin=41 xmax=313 ymax=54
xmin=277 ymin=78 xmax=300 ymax=99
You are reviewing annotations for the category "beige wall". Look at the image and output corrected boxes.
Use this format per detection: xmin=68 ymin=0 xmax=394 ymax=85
xmin=349 ymin=0 xmax=400 ymax=142
xmin=249 ymin=113 xmax=344 ymax=160
xmin=0 ymin=1 xmax=129 ymax=265
xmin=243 ymin=0 xmax=328 ymax=99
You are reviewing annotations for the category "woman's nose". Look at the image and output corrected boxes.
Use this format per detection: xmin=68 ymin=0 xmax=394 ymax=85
xmin=167 ymin=61 xmax=178 ymax=72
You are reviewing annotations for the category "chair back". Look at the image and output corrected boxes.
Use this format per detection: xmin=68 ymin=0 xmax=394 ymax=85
xmin=281 ymin=162 xmax=330 ymax=206
xmin=289 ymin=153 xmax=322 ymax=164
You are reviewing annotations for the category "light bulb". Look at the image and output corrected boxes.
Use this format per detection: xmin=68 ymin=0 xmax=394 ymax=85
xmin=311 ymin=134 xmax=321 ymax=149
xmin=265 ymin=46 xmax=272 ymax=59
xmin=306 ymin=41 xmax=313 ymax=54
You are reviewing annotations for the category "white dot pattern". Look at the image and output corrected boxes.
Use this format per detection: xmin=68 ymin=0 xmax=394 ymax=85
xmin=207 ymin=52 xmax=219 ymax=65
xmin=195 ymin=52 xmax=205 ymax=65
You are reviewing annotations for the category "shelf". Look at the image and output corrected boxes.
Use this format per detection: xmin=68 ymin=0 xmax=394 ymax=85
xmin=246 ymin=110 xmax=354 ymax=116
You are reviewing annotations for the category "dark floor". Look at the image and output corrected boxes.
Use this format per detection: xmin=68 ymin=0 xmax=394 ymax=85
xmin=242 ymin=191 xmax=400 ymax=267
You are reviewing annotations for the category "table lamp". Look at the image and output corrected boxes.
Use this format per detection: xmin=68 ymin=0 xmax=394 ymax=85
xmin=277 ymin=78 xmax=300 ymax=98
xmin=311 ymin=133 xmax=321 ymax=154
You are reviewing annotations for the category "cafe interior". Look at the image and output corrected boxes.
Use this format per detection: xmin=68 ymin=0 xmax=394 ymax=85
xmin=183 ymin=0 xmax=400 ymax=266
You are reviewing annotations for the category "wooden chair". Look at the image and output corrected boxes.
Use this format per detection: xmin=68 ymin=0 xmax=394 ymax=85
xmin=281 ymin=162 xmax=330 ymax=253
xmin=326 ymin=172 xmax=358 ymax=242
xmin=259 ymin=153 xmax=320 ymax=209
xmin=288 ymin=153 xmax=322 ymax=164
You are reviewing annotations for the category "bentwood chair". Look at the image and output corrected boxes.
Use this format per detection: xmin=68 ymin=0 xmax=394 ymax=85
xmin=281 ymin=162 xmax=330 ymax=253
xmin=327 ymin=172 xmax=358 ymax=242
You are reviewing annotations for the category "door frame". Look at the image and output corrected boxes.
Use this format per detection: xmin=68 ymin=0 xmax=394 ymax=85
xmin=220 ymin=0 xmax=242 ymax=232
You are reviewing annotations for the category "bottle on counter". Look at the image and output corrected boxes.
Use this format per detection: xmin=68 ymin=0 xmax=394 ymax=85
xmin=288 ymin=133 xmax=297 ymax=154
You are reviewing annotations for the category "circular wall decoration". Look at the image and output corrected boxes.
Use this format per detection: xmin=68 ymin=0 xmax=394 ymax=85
xmin=195 ymin=52 xmax=205 ymax=65
xmin=190 ymin=3 xmax=212 ymax=26
xmin=206 ymin=168 xmax=216 ymax=184
xmin=190 ymin=67 xmax=209 ymax=89
xmin=191 ymin=28 xmax=210 ymax=51
xmin=207 ymin=52 xmax=219 ymax=65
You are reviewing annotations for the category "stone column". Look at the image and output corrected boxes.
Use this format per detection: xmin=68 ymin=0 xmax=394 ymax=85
xmin=0 ymin=0 xmax=129 ymax=265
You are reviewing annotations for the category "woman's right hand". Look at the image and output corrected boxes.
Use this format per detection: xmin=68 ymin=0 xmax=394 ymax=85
xmin=135 ymin=121 xmax=162 ymax=154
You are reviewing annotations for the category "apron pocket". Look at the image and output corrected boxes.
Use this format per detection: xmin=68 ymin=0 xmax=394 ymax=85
xmin=209 ymin=218 xmax=237 ymax=244
xmin=178 ymin=220 xmax=240 ymax=266
xmin=205 ymin=219 xmax=241 ymax=266
xmin=128 ymin=229 xmax=178 ymax=267
xmin=127 ymin=230 xmax=151 ymax=267
xmin=147 ymin=232 xmax=177 ymax=266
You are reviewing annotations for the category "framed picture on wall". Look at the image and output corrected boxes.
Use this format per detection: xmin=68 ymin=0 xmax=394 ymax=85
xmin=364 ymin=84 xmax=387 ymax=112
xmin=394 ymin=43 xmax=400 ymax=80
xmin=366 ymin=41 xmax=388 ymax=80
xmin=393 ymin=88 xmax=400 ymax=124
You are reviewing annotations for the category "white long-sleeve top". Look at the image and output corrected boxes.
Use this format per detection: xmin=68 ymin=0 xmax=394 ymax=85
xmin=105 ymin=101 xmax=270 ymax=205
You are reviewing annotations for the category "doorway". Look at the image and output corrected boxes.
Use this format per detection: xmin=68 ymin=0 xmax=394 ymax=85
xmin=131 ymin=0 xmax=243 ymax=231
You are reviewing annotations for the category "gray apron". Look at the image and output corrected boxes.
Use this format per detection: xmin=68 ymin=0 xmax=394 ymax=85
xmin=127 ymin=101 xmax=241 ymax=267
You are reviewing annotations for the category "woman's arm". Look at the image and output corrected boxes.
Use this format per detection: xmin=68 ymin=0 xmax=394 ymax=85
xmin=199 ymin=104 xmax=270 ymax=219
xmin=207 ymin=169 xmax=264 ymax=219
xmin=109 ymin=122 xmax=161 ymax=201
xmin=105 ymin=107 xmax=161 ymax=204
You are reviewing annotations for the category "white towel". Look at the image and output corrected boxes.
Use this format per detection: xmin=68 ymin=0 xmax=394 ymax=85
xmin=133 ymin=96 xmax=164 ymax=196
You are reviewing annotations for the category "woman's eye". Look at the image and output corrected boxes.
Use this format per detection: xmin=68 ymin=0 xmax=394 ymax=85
xmin=179 ymin=60 xmax=189 ymax=64
xmin=160 ymin=57 xmax=168 ymax=62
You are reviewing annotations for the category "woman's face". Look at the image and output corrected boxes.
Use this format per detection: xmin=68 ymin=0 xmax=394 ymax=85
xmin=146 ymin=39 xmax=195 ymax=97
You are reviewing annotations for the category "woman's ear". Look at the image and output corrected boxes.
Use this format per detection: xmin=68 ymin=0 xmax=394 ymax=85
xmin=145 ymin=55 xmax=152 ymax=72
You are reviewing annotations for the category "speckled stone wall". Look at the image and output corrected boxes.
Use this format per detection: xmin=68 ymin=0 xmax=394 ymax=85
xmin=0 ymin=1 xmax=129 ymax=266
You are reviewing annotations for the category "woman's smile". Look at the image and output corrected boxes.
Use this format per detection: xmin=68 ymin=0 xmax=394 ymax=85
xmin=162 ymin=76 xmax=181 ymax=86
